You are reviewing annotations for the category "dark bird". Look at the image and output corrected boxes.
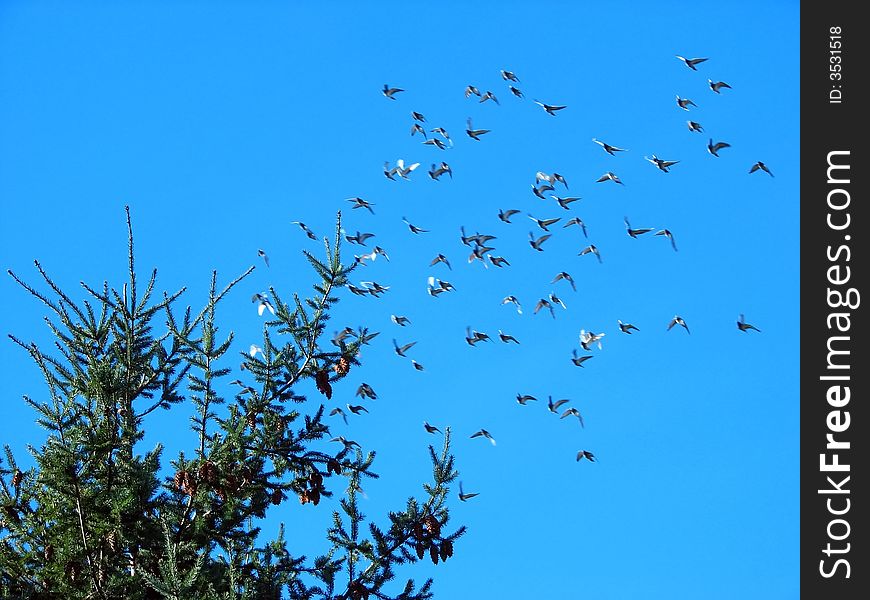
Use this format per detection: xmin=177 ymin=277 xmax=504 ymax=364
xmin=687 ymin=120 xmax=704 ymax=133
xmin=384 ymin=161 xmax=398 ymax=180
xmin=654 ymin=229 xmax=678 ymax=251
xmin=749 ymin=161 xmax=774 ymax=177
xmin=675 ymin=55 xmax=708 ymax=70
xmin=576 ymin=450 xmax=596 ymax=462
xmin=676 ymin=95 xmax=697 ymax=110
xmin=382 ymin=84 xmax=404 ymax=99
xmin=422 ymin=137 xmax=447 ymax=149
xmin=330 ymin=436 xmax=361 ymax=450
xmin=707 ymin=139 xmax=731 ymax=157
xmin=347 ymin=197 xmax=375 ymax=214
xmin=402 ymin=216 xmax=429 ymax=234
xmin=292 ymin=221 xmax=318 ymax=240
xmin=534 ymin=298 xmax=556 ymax=319
xmin=428 ymin=162 xmax=453 ymax=180
xmin=329 ymin=407 xmax=348 ymax=425
xmin=618 ymin=320 xmax=639 ymax=334
xmin=359 ymin=280 xmax=389 ymax=296
xmin=252 ymin=292 xmax=276 ymax=316
xmin=430 ymin=253 xmax=452 ymax=270
xmin=466 ymin=117 xmax=491 ymax=140
xmin=561 ymin=407 xmax=585 ymax=427
xmin=411 ymin=360 xmax=425 ymax=371
xmin=499 ymin=330 xmax=520 ymax=344
xmin=624 ymin=217 xmax=654 ymax=238
xmin=464 ymin=85 xmax=481 ymax=98
xmin=393 ymin=339 xmax=417 ymax=357
xmin=528 ymin=214 xmax=561 ymax=231
xmin=501 ymin=69 xmax=520 ymax=82
xmin=553 ymin=195 xmax=581 ymax=210
xmin=257 ymin=248 xmax=270 ymax=267
xmin=571 ymin=349 xmax=593 ymax=367
xmin=563 ymin=217 xmax=588 ymax=238
xmin=533 ymin=99 xmax=567 ymax=115
xmin=411 ymin=122 xmax=427 ymax=138
xmin=667 ymin=315 xmax=691 ymax=334
xmin=465 ymin=326 xmax=491 ymax=346
xmin=737 ymin=314 xmax=762 ymax=332
xmin=488 ymin=255 xmax=510 ymax=268
xmin=552 ymin=173 xmax=569 ymax=189
xmin=529 ymin=232 xmax=552 ymax=251
xmin=331 ymin=327 xmax=355 ymax=346
xmin=347 ymin=404 xmax=369 ymax=415
xmin=552 ymin=271 xmax=576 ymax=291
xmin=411 ymin=111 xmax=426 ymax=122
xmin=424 ymin=421 xmax=441 ymax=434
xmin=596 ymin=171 xmax=624 ymax=185
xmin=480 ymin=90 xmax=500 ymax=105
xmin=548 ymin=396 xmax=570 ymax=413
xmin=516 ymin=393 xmax=537 ymax=405
xmin=373 ymin=246 xmax=391 ymax=261
xmin=498 ymin=208 xmax=521 ymax=223
xmin=391 ymin=314 xmax=411 ymax=327
xmin=645 ymin=155 xmax=680 ymax=172
xmin=509 ymin=85 xmax=524 ymax=98
xmin=470 ymin=429 xmax=496 ymax=445
xmin=502 ymin=295 xmax=523 ymax=314
xmin=549 ymin=292 xmax=566 ymax=310
xmin=592 ymin=138 xmax=628 ymax=155
xmin=355 ymin=383 xmax=378 ymax=400
xmin=344 ymin=230 xmax=376 ymax=246
xmin=430 ymin=127 xmax=452 ymax=142
xmin=708 ymin=79 xmax=732 ymax=93
xmin=578 ymin=244 xmax=602 ymax=263
xmin=458 ymin=481 xmax=479 ymax=501
xmin=532 ymin=183 xmax=555 ymax=199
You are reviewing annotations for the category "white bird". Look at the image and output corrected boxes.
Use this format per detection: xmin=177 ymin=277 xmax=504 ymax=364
xmin=675 ymin=55 xmax=708 ymax=70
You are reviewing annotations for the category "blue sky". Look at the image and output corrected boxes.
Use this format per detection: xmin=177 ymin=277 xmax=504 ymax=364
xmin=1 ymin=2 xmax=799 ymax=598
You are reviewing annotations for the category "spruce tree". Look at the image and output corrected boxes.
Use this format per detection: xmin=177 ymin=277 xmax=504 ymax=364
xmin=1 ymin=207 xmax=465 ymax=599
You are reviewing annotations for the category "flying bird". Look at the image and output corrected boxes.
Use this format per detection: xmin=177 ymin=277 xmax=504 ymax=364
xmin=395 ymin=159 xmax=421 ymax=179
xmin=344 ymin=230 xmax=376 ymax=246
xmin=470 ymin=429 xmax=496 ymax=445
xmin=347 ymin=404 xmax=369 ymax=416
xmin=502 ymin=295 xmax=523 ymax=314
xmin=466 ymin=117 xmax=490 ymax=140
xmin=411 ymin=122 xmax=427 ymax=138
xmin=561 ymin=407 xmax=585 ymax=427
xmin=411 ymin=360 xmax=425 ymax=371
xmin=563 ymin=217 xmax=588 ymax=238
xmin=402 ymin=216 xmax=430 ymax=234
xmin=424 ymin=422 xmax=441 ymax=434
xmin=687 ymin=120 xmax=704 ymax=133
xmin=498 ymin=208 xmax=521 ymax=223
xmin=645 ymin=155 xmax=680 ymax=173
xmin=488 ymin=255 xmax=510 ymax=268
xmin=411 ymin=111 xmax=426 ymax=122
xmin=516 ymin=393 xmax=537 ymax=405
xmin=529 ymin=232 xmax=552 ymax=252
xmin=528 ymin=214 xmax=561 ymax=231
xmin=707 ymin=139 xmax=731 ymax=157
xmin=330 ymin=436 xmax=361 ymax=450
xmin=428 ymin=162 xmax=452 ymax=180
xmin=548 ymin=396 xmax=570 ymax=413
xmin=347 ymin=197 xmax=375 ymax=214
xmin=329 ymin=407 xmax=348 ymax=425
xmin=552 ymin=271 xmax=576 ymax=291
xmin=655 ymin=228 xmax=678 ymax=251
xmin=458 ymin=481 xmax=479 ymax=501
xmin=464 ymin=85 xmax=481 ymax=98
xmin=737 ymin=314 xmax=762 ymax=332
xmin=578 ymin=244 xmax=602 ymax=263
xmin=382 ymin=84 xmax=404 ymax=99
xmin=534 ymin=298 xmax=556 ymax=319
xmin=430 ymin=253 xmax=452 ymax=270
xmin=624 ymin=217 xmax=654 ymax=237
xmin=675 ymin=55 xmax=708 ymax=70
xmin=292 ymin=221 xmax=318 ymax=240
xmin=549 ymin=292 xmax=566 ymax=310
xmin=480 ymin=90 xmax=500 ymax=105
xmin=257 ymin=249 xmax=270 ymax=267
xmin=252 ymin=292 xmax=276 ymax=316
xmin=501 ymin=70 xmax=520 ymax=82
xmin=249 ymin=344 xmax=264 ymax=359
xmin=499 ymin=330 xmax=520 ymax=344
xmin=391 ymin=314 xmax=411 ymax=327
xmin=509 ymin=85 xmax=524 ymax=98
xmin=430 ymin=127 xmax=451 ymax=142
xmin=576 ymin=450 xmax=596 ymax=463
xmin=393 ymin=339 xmax=417 ymax=357
xmin=708 ymin=79 xmax=732 ymax=93
xmin=571 ymin=349 xmax=593 ymax=367
xmin=532 ymin=183 xmax=556 ymax=199
xmin=579 ymin=329 xmax=605 ymax=351
xmin=618 ymin=320 xmax=639 ymax=334
xmin=749 ymin=161 xmax=774 ymax=177
xmin=422 ymin=137 xmax=447 ymax=149
xmin=596 ymin=171 xmax=624 ymax=185
xmin=667 ymin=315 xmax=691 ymax=334
xmin=552 ymin=195 xmax=581 ymax=210
xmin=533 ymin=99 xmax=567 ymax=115
xmin=676 ymin=95 xmax=697 ymax=110
xmin=592 ymin=138 xmax=628 ymax=155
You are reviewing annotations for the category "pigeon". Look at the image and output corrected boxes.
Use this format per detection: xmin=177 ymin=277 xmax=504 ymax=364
xmin=596 ymin=171 xmax=624 ymax=185
xmin=347 ymin=197 xmax=375 ymax=214
xmin=411 ymin=111 xmax=426 ymax=122
xmin=571 ymin=349 xmax=593 ymax=367
xmin=498 ymin=330 xmax=520 ymax=344
xmin=428 ymin=162 xmax=453 ymax=180
xmin=532 ymin=183 xmax=556 ymax=199
xmin=329 ymin=407 xmax=348 ymax=425
xmin=578 ymin=244 xmax=602 ymax=263
xmin=552 ymin=196 xmax=581 ymax=210
xmin=576 ymin=450 xmax=596 ymax=462
xmin=498 ymin=208 xmax=521 ymax=223
xmin=618 ymin=320 xmax=639 ymax=334
xmin=424 ymin=421 xmax=442 ymax=434
xmin=533 ymin=99 xmax=567 ymax=115
xmin=501 ymin=70 xmax=520 ymax=82
xmin=464 ymin=85 xmax=481 ymax=98
xmin=391 ymin=314 xmax=411 ymax=327
xmin=708 ymin=79 xmax=732 ymax=93
xmin=624 ymin=217 xmax=654 ymax=237
xmin=347 ymin=404 xmax=369 ymax=415
xmin=411 ymin=122 xmax=427 ymax=138
xmin=373 ymin=246 xmax=390 ymax=261
xmin=384 ymin=161 xmax=398 ymax=180
xmin=563 ymin=217 xmax=588 ymax=238
xmin=749 ymin=161 xmax=774 ymax=177
xmin=382 ymin=84 xmax=404 ymax=99
xmin=529 ymin=232 xmax=552 ymax=251
xmin=395 ymin=159 xmax=421 ymax=179
xmin=579 ymin=329 xmax=605 ymax=351
xmin=561 ymin=407 xmax=585 ymax=427
xmin=655 ymin=229 xmax=678 ymax=251
xmin=252 ymin=292 xmax=276 ymax=316
xmin=675 ymin=55 xmax=708 ymax=70
xmin=344 ymin=231 xmax=376 ymax=246
xmin=645 ymin=155 xmax=680 ymax=173
xmin=676 ymin=95 xmax=697 ymax=110
xmin=667 ymin=315 xmax=691 ymax=334
xmin=257 ymin=249 xmax=270 ymax=267
xmin=509 ymin=85 xmax=524 ymax=98
xmin=552 ymin=271 xmax=576 ymax=291
xmin=411 ymin=360 xmax=425 ymax=371
xmin=359 ymin=281 xmax=389 ymax=296
xmin=292 ymin=221 xmax=318 ymax=240
xmin=330 ymin=436 xmax=361 ymax=450
xmin=430 ymin=127 xmax=451 ymax=142
xmin=480 ymin=90 xmax=500 ymax=105
xmin=465 ymin=327 xmax=491 ymax=346
xmin=356 ymin=383 xmax=378 ymax=400
xmin=516 ymin=393 xmax=537 ymax=405
xmin=430 ymin=253 xmax=452 ymax=270
xmin=528 ymin=214 xmax=561 ymax=231
xmin=548 ymin=396 xmax=570 ymax=413
xmin=458 ymin=481 xmax=479 ymax=501
xmin=249 ymin=343 xmax=264 ymax=359
xmin=707 ymin=139 xmax=731 ymax=157
xmin=422 ymin=137 xmax=447 ymax=149
xmin=488 ymin=255 xmax=510 ymax=268
xmin=737 ymin=314 xmax=761 ymax=332
xmin=393 ymin=339 xmax=417 ymax=357
xmin=502 ymin=295 xmax=523 ymax=314
xmin=402 ymin=217 xmax=429 ymax=234
xmin=534 ymin=298 xmax=556 ymax=319
xmin=592 ymin=138 xmax=628 ymax=155
xmin=687 ymin=120 xmax=704 ymax=133
xmin=549 ymin=292 xmax=566 ymax=310
xmin=466 ymin=117 xmax=490 ymax=140
xmin=470 ymin=429 xmax=496 ymax=445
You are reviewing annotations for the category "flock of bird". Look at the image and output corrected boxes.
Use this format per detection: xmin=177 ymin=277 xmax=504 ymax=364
xmin=253 ymin=56 xmax=770 ymax=502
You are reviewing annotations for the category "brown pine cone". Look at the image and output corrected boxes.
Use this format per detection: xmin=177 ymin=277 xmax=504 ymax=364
xmin=11 ymin=469 xmax=23 ymax=488
xmin=271 ymin=489 xmax=284 ymax=505
xmin=423 ymin=515 xmax=441 ymax=537
xmin=315 ymin=369 xmax=333 ymax=399
xmin=429 ymin=544 xmax=439 ymax=565
xmin=198 ymin=461 xmax=219 ymax=485
xmin=309 ymin=471 xmax=323 ymax=488
xmin=333 ymin=356 xmax=351 ymax=376
xmin=415 ymin=542 xmax=426 ymax=560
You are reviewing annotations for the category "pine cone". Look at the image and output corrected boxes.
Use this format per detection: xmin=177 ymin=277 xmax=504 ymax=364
xmin=173 ymin=470 xmax=195 ymax=495
xmin=246 ymin=412 xmax=258 ymax=430
xmin=106 ymin=530 xmax=118 ymax=552
xmin=429 ymin=544 xmax=439 ymax=565
xmin=315 ymin=369 xmax=332 ymax=399
xmin=11 ymin=469 xmax=23 ymax=488
xmin=333 ymin=356 xmax=351 ymax=376
xmin=198 ymin=461 xmax=219 ymax=485
xmin=309 ymin=487 xmax=321 ymax=506
xmin=309 ymin=471 xmax=323 ymax=488
xmin=299 ymin=490 xmax=310 ymax=505
xmin=415 ymin=542 xmax=425 ymax=560
xmin=442 ymin=539 xmax=453 ymax=558
xmin=327 ymin=458 xmax=341 ymax=475
xmin=271 ymin=489 xmax=284 ymax=505
xmin=423 ymin=515 xmax=441 ymax=537
xmin=44 ymin=544 xmax=54 ymax=562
